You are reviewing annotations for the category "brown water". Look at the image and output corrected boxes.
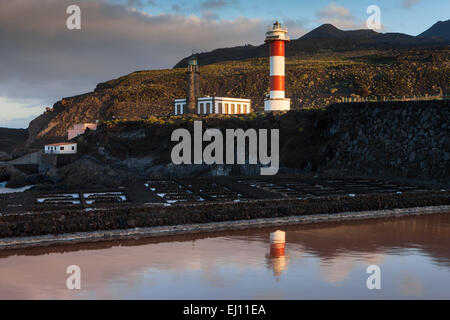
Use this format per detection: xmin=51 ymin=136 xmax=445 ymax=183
xmin=0 ymin=213 xmax=449 ymax=299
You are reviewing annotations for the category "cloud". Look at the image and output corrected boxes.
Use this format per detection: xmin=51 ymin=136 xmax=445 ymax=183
xmin=200 ymin=0 xmax=236 ymax=10
xmin=171 ymin=4 xmax=183 ymax=12
xmin=317 ymin=3 xmax=353 ymax=20
xmin=202 ymin=11 xmax=220 ymax=21
xmin=402 ymin=0 xmax=423 ymax=8
xmin=0 ymin=96 xmax=46 ymax=128
xmin=282 ymin=18 xmax=309 ymax=39
xmin=0 ymin=234 xmax=270 ymax=299
xmin=0 ymin=0 xmax=268 ymax=128
xmin=109 ymin=0 xmax=157 ymax=8
xmin=196 ymin=0 xmax=238 ymax=19
xmin=316 ymin=2 xmax=362 ymax=30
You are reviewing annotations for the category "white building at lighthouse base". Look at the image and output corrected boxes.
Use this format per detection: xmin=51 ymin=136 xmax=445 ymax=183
xmin=264 ymin=98 xmax=291 ymax=111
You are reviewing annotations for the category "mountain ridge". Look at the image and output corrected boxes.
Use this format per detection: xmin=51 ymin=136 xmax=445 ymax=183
xmin=174 ymin=22 xmax=449 ymax=68
xmin=300 ymin=24 xmax=378 ymax=39
xmin=419 ymin=19 xmax=450 ymax=41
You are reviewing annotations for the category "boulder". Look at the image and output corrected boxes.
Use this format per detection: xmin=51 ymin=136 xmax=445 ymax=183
xmin=0 ymin=164 xmax=28 ymax=187
xmin=25 ymin=173 xmax=54 ymax=185
xmin=0 ymin=151 xmax=12 ymax=161
xmin=55 ymin=156 xmax=130 ymax=189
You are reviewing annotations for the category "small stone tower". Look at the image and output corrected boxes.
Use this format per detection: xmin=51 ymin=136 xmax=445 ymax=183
xmin=186 ymin=55 xmax=200 ymax=114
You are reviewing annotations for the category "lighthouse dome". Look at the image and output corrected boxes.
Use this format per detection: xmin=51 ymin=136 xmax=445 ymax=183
xmin=188 ymin=56 xmax=198 ymax=66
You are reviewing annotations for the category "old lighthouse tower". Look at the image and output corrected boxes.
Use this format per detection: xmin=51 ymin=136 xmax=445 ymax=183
xmin=185 ymin=55 xmax=200 ymax=114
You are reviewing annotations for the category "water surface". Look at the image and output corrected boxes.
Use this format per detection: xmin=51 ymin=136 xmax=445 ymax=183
xmin=0 ymin=213 xmax=449 ymax=299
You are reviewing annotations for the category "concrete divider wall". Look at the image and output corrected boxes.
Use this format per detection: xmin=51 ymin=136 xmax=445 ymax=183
xmin=9 ymin=150 xmax=43 ymax=165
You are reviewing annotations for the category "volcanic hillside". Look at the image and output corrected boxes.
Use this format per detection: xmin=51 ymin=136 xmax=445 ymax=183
xmin=419 ymin=20 xmax=450 ymax=41
xmin=25 ymin=23 xmax=450 ymax=147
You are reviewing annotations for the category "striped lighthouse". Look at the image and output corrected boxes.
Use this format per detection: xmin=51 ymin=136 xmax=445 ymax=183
xmin=264 ymin=21 xmax=291 ymax=111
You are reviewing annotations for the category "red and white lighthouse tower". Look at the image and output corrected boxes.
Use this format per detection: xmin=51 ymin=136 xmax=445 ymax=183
xmin=264 ymin=21 xmax=290 ymax=111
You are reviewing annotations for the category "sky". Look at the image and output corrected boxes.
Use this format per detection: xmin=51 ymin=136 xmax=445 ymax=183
xmin=0 ymin=0 xmax=448 ymax=128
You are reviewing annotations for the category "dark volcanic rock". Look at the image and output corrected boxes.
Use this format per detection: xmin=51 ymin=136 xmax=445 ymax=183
xmin=325 ymin=100 xmax=450 ymax=182
xmin=0 ymin=152 xmax=12 ymax=161
xmin=25 ymin=173 xmax=54 ymax=186
xmin=77 ymin=100 xmax=449 ymax=183
xmin=52 ymin=156 xmax=131 ymax=189
xmin=0 ymin=165 xmax=28 ymax=188
xmin=0 ymin=128 xmax=28 ymax=153
xmin=419 ymin=20 xmax=450 ymax=41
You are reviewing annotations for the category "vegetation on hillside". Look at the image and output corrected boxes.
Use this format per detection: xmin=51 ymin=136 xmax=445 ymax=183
xmin=28 ymin=48 xmax=449 ymax=146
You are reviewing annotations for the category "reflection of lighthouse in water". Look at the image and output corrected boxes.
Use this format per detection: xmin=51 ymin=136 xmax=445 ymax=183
xmin=266 ymin=230 xmax=289 ymax=278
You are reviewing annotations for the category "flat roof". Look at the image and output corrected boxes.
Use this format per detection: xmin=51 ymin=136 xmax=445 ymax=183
xmin=175 ymin=97 xmax=251 ymax=102
xmin=45 ymin=142 xmax=77 ymax=146
xmin=213 ymin=97 xmax=251 ymax=102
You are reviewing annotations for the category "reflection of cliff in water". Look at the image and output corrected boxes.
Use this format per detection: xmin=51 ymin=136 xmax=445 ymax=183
xmin=282 ymin=214 xmax=450 ymax=268
xmin=1 ymin=214 xmax=449 ymax=267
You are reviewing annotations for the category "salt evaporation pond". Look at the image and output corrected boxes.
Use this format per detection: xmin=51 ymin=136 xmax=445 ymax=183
xmin=0 ymin=213 xmax=449 ymax=299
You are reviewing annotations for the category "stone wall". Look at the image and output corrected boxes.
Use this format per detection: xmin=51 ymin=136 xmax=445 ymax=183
xmin=326 ymin=100 xmax=449 ymax=182
xmin=41 ymin=154 xmax=78 ymax=168
xmin=75 ymin=100 xmax=449 ymax=184
xmin=1 ymin=192 xmax=449 ymax=238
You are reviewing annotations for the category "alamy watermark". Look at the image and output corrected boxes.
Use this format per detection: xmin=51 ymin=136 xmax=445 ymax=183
xmin=66 ymin=265 xmax=81 ymax=290
xmin=366 ymin=5 xmax=381 ymax=30
xmin=366 ymin=265 xmax=381 ymax=290
xmin=66 ymin=5 xmax=81 ymax=30
xmin=171 ymin=121 xmax=279 ymax=175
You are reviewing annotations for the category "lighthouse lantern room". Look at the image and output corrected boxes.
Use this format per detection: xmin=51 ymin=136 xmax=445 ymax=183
xmin=264 ymin=21 xmax=291 ymax=111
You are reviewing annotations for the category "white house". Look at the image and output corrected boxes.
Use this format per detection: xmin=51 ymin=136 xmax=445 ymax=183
xmin=174 ymin=97 xmax=251 ymax=115
xmin=44 ymin=142 xmax=77 ymax=154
